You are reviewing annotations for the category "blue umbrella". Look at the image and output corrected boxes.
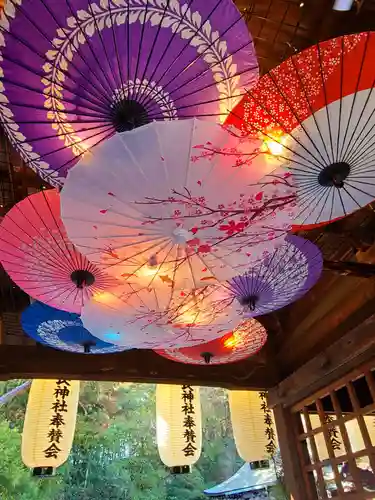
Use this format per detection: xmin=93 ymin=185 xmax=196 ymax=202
xmin=21 ymin=302 xmax=127 ymax=354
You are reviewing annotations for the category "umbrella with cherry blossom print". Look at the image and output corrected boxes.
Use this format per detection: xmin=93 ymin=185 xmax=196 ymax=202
xmin=60 ymin=118 xmax=298 ymax=295
xmin=80 ymin=282 xmax=241 ymax=349
xmin=0 ymin=0 xmax=258 ymax=186
xmin=0 ymin=189 xmax=118 ymax=313
xmin=225 ymin=32 xmax=375 ymax=227
xmin=223 ymin=235 xmax=323 ymax=316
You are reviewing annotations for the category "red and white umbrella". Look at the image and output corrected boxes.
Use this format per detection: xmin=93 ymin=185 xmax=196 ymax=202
xmin=61 ymin=119 xmax=297 ymax=292
xmin=0 ymin=189 xmax=118 ymax=313
xmin=226 ymin=32 xmax=375 ymax=226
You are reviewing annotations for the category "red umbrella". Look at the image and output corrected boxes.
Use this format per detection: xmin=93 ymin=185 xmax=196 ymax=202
xmin=225 ymin=32 xmax=375 ymax=227
xmin=0 ymin=189 xmax=118 ymax=313
xmin=154 ymin=318 xmax=267 ymax=365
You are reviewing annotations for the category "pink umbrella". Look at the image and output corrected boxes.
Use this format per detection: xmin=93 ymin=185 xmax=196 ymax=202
xmin=0 ymin=189 xmax=118 ymax=313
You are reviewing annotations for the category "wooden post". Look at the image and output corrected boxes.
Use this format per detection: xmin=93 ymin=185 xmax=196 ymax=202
xmin=272 ymin=404 xmax=312 ymax=500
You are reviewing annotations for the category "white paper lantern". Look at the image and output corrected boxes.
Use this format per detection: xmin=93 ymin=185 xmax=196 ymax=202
xmin=22 ymin=379 xmax=79 ymax=475
xmin=228 ymin=390 xmax=277 ymax=463
xmin=156 ymin=384 xmax=202 ymax=473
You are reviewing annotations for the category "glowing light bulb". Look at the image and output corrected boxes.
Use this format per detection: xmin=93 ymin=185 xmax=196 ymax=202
xmin=141 ymin=265 xmax=161 ymax=277
xmin=93 ymin=291 xmax=113 ymax=303
xmin=264 ymin=137 xmax=285 ymax=156
xmin=223 ymin=335 xmax=237 ymax=349
xmin=172 ymin=298 xmax=216 ymax=327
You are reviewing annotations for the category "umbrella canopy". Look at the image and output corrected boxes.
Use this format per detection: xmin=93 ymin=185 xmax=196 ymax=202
xmin=22 ymin=301 xmax=127 ymax=354
xmin=80 ymin=283 xmax=241 ymax=349
xmin=224 ymin=235 xmax=323 ymax=316
xmin=225 ymin=32 xmax=375 ymax=226
xmin=0 ymin=0 xmax=258 ymax=186
xmin=61 ymin=119 xmax=297 ymax=293
xmin=154 ymin=317 xmax=267 ymax=365
xmin=0 ymin=189 xmax=118 ymax=313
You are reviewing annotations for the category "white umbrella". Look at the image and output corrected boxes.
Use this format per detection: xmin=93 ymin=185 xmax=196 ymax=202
xmin=81 ymin=283 xmax=241 ymax=349
xmin=61 ymin=119 xmax=297 ymax=292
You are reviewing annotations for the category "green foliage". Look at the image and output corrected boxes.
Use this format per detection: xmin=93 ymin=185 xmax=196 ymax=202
xmin=0 ymin=382 xmax=247 ymax=499
xmin=0 ymin=420 xmax=61 ymax=500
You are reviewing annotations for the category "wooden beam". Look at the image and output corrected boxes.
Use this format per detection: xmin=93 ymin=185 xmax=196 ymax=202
xmin=323 ymin=260 xmax=375 ymax=277
xmin=268 ymin=313 xmax=375 ymax=409
xmin=272 ymin=405 xmax=310 ymax=500
xmin=278 ymin=277 xmax=375 ymax=374
xmin=0 ymin=344 xmax=278 ymax=389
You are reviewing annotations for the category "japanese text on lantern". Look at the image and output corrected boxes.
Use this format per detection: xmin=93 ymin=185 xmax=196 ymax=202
xmin=259 ymin=391 xmax=277 ymax=456
xmin=181 ymin=385 xmax=197 ymax=457
xmin=44 ymin=380 xmax=70 ymax=459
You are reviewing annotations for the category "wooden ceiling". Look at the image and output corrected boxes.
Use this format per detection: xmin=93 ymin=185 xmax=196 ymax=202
xmin=1 ymin=0 xmax=375 ymax=387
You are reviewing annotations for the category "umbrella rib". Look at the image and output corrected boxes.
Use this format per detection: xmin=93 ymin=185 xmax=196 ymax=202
xmin=132 ymin=0 xmax=151 ymax=105
xmin=107 ymin=0 xmax=126 ymax=104
xmin=86 ymin=1 xmax=120 ymax=97
xmin=293 ymin=182 xmax=331 ymax=224
xmin=344 ymin=133 xmax=375 ymax=168
xmin=40 ymin=190 xmax=82 ymax=271
xmin=0 ymin=215 xmax=74 ymax=275
xmin=348 ymin=155 xmax=375 ymax=174
xmin=316 ymin=41 xmax=335 ymax=164
xmin=0 ymin=78 xmax=109 ymax=119
xmin=138 ymin=0 xmax=194 ymax=104
xmin=14 ymin=123 xmax=113 ymax=146
xmin=341 ymin=90 xmax=375 ymax=167
xmin=0 ymin=52 xmax=112 ymax=113
xmin=0 ymin=253 xmax=69 ymax=281
xmin=139 ymin=0 xmax=224 ymax=108
xmin=6 ymin=0 xmax=114 ymax=106
xmin=289 ymin=41 xmax=339 ymax=166
xmin=228 ymin=101 xmax=324 ymax=175
xmin=342 ymin=180 xmax=375 ymax=201
xmin=65 ymin=0 xmax=118 ymax=100
xmin=268 ymin=54 xmax=332 ymax=167
xmin=150 ymin=64 xmax=258 ymax=113
xmin=25 ymin=193 xmax=78 ymax=272
xmin=141 ymin=21 xmax=255 ymax=110
xmin=336 ymin=35 xmax=345 ymax=163
xmin=41 ymin=125 xmax=115 ymax=183
xmin=338 ymin=32 xmax=371 ymax=161
xmin=100 ymin=237 xmax=171 ymax=272
xmin=341 ymin=184 xmax=364 ymax=211
xmin=147 ymin=90 xmax=249 ymax=115
xmin=126 ymin=0 xmax=131 ymax=86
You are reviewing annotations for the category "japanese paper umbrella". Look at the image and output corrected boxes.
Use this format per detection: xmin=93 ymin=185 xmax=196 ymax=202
xmin=0 ymin=0 xmax=258 ymax=186
xmin=226 ymin=32 xmax=375 ymax=226
xmin=61 ymin=118 xmax=298 ymax=292
xmin=80 ymin=282 xmax=242 ymax=349
xmin=0 ymin=189 xmax=118 ymax=313
xmin=222 ymin=235 xmax=323 ymax=317
xmin=21 ymin=301 xmax=128 ymax=354
xmin=154 ymin=318 xmax=267 ymax=365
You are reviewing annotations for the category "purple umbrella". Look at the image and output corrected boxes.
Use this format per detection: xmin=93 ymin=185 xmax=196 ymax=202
xmin=0 ymin=0 xmax=258 ymax=186
xmin=226 ymin=235 xmax=323 ymax=316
